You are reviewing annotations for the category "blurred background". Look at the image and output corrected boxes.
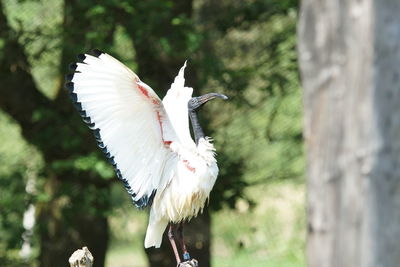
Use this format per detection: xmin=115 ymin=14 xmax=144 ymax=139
xmin=0 ymin=0 xmax=303 ymax=266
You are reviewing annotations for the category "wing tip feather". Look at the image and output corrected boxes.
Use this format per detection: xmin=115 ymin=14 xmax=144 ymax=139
xmin=73 ymin=101 xmax=82 ymax=111
xmin=69 ymin=62 xmax=77 ymax=71
xmin=77 ymin=53 xmax=86 ymax=61
xmin=65 ymin=81 xmax=74 ymax=91
xmin=82 ymin=116 xmax=92 ymax=124
xmin=91 ymin=48 xmax=104 ymax=57
xmin=65 ymin=73 xmax=74 ymax=82
xmin=69 ymin=92 xmax=78 ymax=102
xmin=134 ymin=190 xmax=157 ymax=210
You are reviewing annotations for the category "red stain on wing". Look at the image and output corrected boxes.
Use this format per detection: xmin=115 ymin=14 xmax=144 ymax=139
xmin=136 ymin=79 xmax=172 ymax=147
xmin=152 ymin=98 xmax=159 ymax=105
xmin=156 ymin=111 xmax=163 ymax=135
xmin=183 ymin=159 xmax=196 ymax=173
xmin=156 ymin=111 xmax=172 ymax=147
xmin=137 ymin=83 xmax=150 ymax=98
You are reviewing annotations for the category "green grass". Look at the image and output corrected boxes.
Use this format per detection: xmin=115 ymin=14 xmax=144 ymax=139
xmin=211 ymin=181 xmax=305 ymax=267
xmin=105 ymin=244 xmax=148 ymax=267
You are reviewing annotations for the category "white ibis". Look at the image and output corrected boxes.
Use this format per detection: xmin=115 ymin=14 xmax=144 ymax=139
xmin=65 ymin=49 xmax=227 ymax=265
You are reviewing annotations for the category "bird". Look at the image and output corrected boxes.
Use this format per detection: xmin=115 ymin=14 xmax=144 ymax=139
xmin=65 ymin=49 xmax=228 ymax=265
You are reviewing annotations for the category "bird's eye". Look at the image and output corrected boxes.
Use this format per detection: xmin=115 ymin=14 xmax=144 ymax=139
xmin=188 ymin=98 xmax=199 ymax=110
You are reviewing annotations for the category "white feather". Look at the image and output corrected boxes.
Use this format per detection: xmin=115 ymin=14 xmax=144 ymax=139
xmin=145 ymin=209 xmax=169 ymax=248
xmin=162 ymin=61 xmax=195 ymax=147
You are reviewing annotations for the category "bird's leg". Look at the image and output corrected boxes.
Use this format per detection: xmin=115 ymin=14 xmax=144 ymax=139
xmin=177 ymin=222 xmax=191 ymax=261
xmin=168 ymin=224 xmax=181 ymax=264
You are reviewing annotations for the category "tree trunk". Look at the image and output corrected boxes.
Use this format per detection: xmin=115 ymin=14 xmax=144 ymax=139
xmin=299 ymin=1 xmax=400 ymax=267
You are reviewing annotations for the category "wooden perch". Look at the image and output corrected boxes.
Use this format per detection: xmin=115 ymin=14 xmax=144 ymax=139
xmin=179 ymin=259 xmax=199 ymax=267
xmin=69 ymin=247 xmax=94 ymax=267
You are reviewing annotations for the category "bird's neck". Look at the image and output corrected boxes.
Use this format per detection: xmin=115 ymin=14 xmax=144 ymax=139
xmin=189 ymin=110 xmax=205 ymax=145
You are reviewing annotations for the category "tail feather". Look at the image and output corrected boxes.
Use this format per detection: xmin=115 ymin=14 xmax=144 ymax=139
xmin=144 ymin=217 xmax=168 ymax=248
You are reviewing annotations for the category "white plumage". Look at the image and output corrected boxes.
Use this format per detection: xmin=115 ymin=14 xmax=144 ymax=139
xmin=66 ymin=50 xmax=224 ymax=251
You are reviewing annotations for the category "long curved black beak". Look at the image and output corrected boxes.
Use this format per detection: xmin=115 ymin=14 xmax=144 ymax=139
xmin=189 ymin=93 xmax=228 ymax=110
xmin=200 ymin=93 xmax=229 ymax=102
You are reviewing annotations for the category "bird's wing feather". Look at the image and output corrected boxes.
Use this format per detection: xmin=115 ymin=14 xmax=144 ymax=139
xmin=66 ymin=50 xmax=178 ymax=209
xmin=162 ymin=61 xmax=195 ymax=147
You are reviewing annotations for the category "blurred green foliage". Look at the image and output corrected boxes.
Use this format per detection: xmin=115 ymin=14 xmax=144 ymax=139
xmin=0 ymin=112 xmax=41 ymax=264
xmin=0 ymin=0 xmax=303 ymax=266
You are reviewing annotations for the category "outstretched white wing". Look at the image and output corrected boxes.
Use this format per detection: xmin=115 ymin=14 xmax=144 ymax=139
xmin=66 ymin=50 xmax=178 ymax=208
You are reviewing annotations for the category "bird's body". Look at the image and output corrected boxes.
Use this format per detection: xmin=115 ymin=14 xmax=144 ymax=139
xmin=66 ymin=50 xmax=226 ymax=257
xmin=146 ymin=137 xmax=218 ymax=247
xmin=151 ymin=138 xmax=218 ymax=222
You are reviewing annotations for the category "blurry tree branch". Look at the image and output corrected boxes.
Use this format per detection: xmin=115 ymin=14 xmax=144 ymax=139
xmin=200 ymin=0 xmax=298 ymax=33
xmin=249 ymin=172 xmax=302 ymax=187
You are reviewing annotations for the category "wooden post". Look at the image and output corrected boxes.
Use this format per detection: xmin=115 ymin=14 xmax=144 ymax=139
xmin=179 ymin=259 xmax=199 ymax=267
xmin=299 ymin=0 xmax=400 ymax=267
xmin=69 ymin=247 xmax=94 ymax=267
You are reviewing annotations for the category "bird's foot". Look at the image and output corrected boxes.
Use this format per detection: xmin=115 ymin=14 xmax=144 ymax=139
xmin=177 ymin=258 xmax=198 ymax=267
